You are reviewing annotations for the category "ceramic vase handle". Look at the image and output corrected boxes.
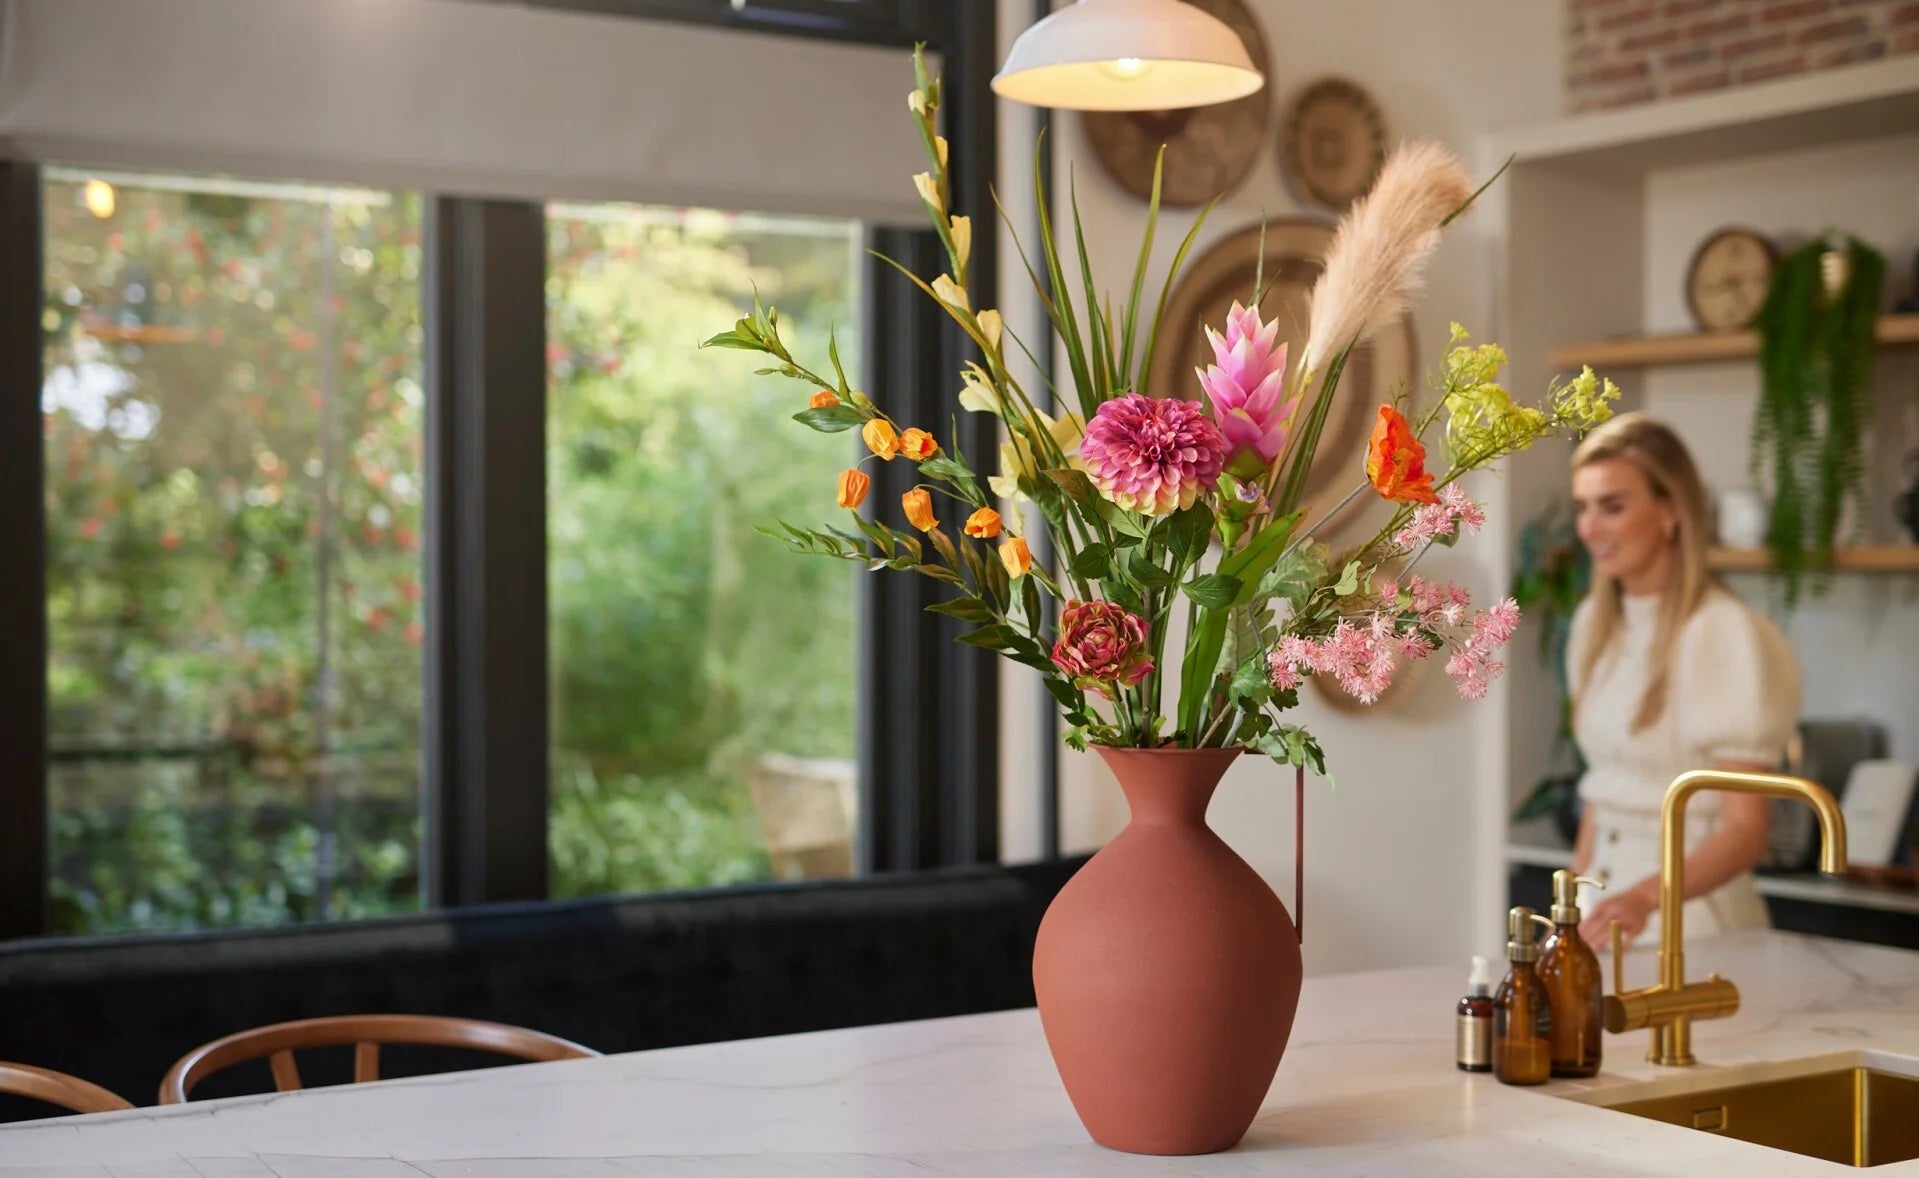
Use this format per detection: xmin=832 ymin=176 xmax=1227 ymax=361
xmin=1295 ymin=766 xmax=1305 ymax=945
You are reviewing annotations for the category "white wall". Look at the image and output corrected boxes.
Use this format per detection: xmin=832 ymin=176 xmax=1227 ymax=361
xmin=1642 ymin=134 xmax=1919 ymax=762
xmin=996 ymin=0 xmax=1563 ymax=975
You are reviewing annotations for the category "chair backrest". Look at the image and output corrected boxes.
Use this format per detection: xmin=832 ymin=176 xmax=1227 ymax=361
xmin=159 ymin=1014 xmax=598 ymax=1104
xmin=0 ymin=1062 xmax=134 ymax=1115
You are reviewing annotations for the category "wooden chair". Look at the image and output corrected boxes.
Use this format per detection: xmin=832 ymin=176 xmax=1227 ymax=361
xmin=159 ymin=1014 xmax=599 ymax=1104
xmin=0 ymin=1061 xmax=134 ymax=1115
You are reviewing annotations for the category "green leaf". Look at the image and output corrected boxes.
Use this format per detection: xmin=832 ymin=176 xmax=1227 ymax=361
xmin=1182 ymin=573 xmax=1241 ymax=609
xmin=1044 ymin=467 xmax=1102 ymax=515
xmin=911 ymin=563 xmax=965 ymax=585
xmin=928 ymin=596 xmax=993 ymax=622
xmin=1259 ymin=543 xmax=1329 ymax=611
xmin=1166 ymin=503 xmax=1215 ymax=568
xmin=1217 ymin=510 xmax=1302 ymax=607
xmin=792 ymin=405 xmax=867 ymax=433
xmin=700 ymin=328 xmax=765 ymax=351
xmin=1021 ymin=577 xmax=1045 ymax=634
xmin=1229 ymin=653 xmax=1273 ymax=707
xmin=1123 ymin=548 xmax=1177 ymax=589
xmin=1099 ymin=500 xmax=1150 ymax=539
xmin=1071 ymin=542 xmax=1112 ymax=581
xmin=927 ymin=527 xmax=960 ymax=570
xmin=957 ymin=624 xmax=1015 ymax=651
xmin=919 ymin=454 xmax=974 ymax=482
xmin=1334 ymin=560 xmax=1361 ymax=598
xmin=854 ymin=514 xmax=895 ymax=558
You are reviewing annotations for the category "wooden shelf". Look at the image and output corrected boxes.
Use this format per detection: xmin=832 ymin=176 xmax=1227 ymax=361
xmin=1709 ymin=545 xmax=1919 ymax=573
xmin=1489 ymin=59 xmax=1919 ymax=176
xmin=1551 ymin=314 xmax=1919 ymax=370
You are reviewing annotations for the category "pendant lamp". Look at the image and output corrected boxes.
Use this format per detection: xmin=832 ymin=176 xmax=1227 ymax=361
xmin=992 ymin=0 xmax=1265 ymax=112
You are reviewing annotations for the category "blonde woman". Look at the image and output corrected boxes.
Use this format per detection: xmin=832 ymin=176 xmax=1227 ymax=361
xmin=1565 ymin=414 xmax=1799 ymax=947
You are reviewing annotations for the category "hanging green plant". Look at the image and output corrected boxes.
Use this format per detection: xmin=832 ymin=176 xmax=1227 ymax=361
xmin=1751 ymin=235 xmax=1884 ymax=607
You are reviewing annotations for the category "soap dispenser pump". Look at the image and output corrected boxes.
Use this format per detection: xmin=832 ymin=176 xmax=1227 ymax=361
xmin=1494 ymin=905 xmax=1555 ymax=1086
xmin=1537 ymin=869 xmax=1605 ymax=1078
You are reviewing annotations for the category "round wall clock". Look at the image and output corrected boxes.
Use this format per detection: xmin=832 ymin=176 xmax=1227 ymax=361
xmin=1080 ymin=0 xmax=1271 ymax=208
xmin=1686 ymin=227 xmax=1777 ymax=332
xmin=1280 ymin=78 xmax=1387 ymax=212
xmin=1144 ymin=219 xmax=1416 ymax=540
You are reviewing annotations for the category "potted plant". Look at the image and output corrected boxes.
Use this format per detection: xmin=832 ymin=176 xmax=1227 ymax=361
xmin=704 ymin=49 xmax=1619 ymax=1156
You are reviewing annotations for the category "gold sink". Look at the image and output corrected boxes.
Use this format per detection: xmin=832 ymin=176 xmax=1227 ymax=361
xmin=1561 ymin=1052 xmax=1919 ymax=1168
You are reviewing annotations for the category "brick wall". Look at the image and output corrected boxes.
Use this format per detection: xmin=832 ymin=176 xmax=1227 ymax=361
xmin=1565 ymin=0 xmax=1919 ymax=112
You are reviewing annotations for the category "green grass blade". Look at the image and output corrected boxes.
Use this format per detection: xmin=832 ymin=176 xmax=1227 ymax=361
xmin=1069 ymin=167 xmax=1114 ymax=402
xmin=1276 ymin=345 xmax=1353 ymax=514
xmin=1119 ymin=146 xmax=1164 ymax=392
xmin=1033 ymin=134 xmax=1097 ymax=419
xmin=1136 ymin=195 xmax=1217 ymax=404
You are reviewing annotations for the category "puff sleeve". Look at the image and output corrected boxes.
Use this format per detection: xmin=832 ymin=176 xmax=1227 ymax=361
xmin=1674 ymin=594 xmax=1800 ymax=767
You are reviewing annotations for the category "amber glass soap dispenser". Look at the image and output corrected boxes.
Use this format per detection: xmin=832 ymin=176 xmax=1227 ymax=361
xmin=1494 ymin=906 xmax=1554 ymax=1086
xmin=1537 ymin=869 xmax=1605 ymax=1078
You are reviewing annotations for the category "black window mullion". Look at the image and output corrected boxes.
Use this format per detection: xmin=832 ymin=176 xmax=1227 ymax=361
xmin=0 ymin=160 xmax=49 ymax=940
xmin=424 ymin=197 xmax=550 ymax=908
xmin=473 ymin=0 xmax=938 ymax=45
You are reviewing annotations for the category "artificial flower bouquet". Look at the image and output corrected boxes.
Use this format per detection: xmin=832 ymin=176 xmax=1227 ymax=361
xmin=705 ymin=50 xmax=1618 ymax=775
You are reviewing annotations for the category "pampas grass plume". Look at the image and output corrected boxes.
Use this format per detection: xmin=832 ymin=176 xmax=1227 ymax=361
xmin=1300 ymin=141 xmax=1476 ymax=376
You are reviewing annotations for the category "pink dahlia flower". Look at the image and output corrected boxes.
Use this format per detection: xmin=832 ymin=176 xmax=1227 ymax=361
xmin=1197 ymin=302 xmax=1298 ymax=478
xmin=1080 ymin=393 xmax=1227 ymax=516
xmin=1051 ymin=599 xmax=1154 ymax=699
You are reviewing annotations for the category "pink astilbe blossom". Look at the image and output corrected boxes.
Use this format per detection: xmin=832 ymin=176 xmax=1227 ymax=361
xmin=1394 ymin=485 xmax=1488 ymax=551
xmin=1079 ymin=393 xmax=1227 ymax=516
xmin=1197 ymin=302 xmax=1299 ymax=478
xmin=1270 ymin=590 xmax=1521 ymax=703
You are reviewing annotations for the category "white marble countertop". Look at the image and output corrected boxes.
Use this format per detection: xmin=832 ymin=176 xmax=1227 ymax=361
xmin=5 ymin=930 xmax=1918 ymax=1177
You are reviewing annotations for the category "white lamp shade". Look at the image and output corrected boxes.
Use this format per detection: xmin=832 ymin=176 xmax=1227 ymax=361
xmin=992 ymin=0 xmax=1265 ymax=112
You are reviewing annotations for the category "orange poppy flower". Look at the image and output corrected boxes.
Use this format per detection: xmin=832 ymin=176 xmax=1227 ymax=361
xmin=1365 ymin=405 xmax=1438 ymax=505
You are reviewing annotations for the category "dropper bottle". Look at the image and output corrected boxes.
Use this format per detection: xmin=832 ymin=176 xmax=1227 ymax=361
xmin=1456 ymin=955 xmax=1496 ymax=1073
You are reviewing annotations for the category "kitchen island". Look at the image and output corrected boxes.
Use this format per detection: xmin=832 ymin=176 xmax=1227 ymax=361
xmin=5 ymin=930 xmax=1916 ymax=1175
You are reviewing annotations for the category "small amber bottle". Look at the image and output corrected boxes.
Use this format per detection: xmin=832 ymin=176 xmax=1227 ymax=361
xmin=1494 ymin=906 xmax=1555 ymax=1086
xmin=1456 ymin=955 xmax=1495 ymax=1073
xmin=1538 ymin=869 xmax=1606 ymax=1078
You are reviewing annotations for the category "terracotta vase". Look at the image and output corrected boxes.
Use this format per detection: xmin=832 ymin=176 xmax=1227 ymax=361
xmin=1033 ymin=746 xmax=1302 ymax=1155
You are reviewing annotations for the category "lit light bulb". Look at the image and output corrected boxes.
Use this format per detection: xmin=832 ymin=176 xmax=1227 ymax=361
xmin=1095 ymin=56 xmax=1154 ymax=82
xmin=82 ymin=179 xmax=116 ymax=220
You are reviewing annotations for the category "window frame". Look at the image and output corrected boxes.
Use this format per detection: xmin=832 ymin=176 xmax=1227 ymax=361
xmin=0 ymin=1 xmax=1017 ymax=942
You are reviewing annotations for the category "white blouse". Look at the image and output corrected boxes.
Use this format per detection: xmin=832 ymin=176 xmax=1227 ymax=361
xmin=1568 ymin=588 xmax=1800 ymax=938
xmin=1570 ymin=588 xmax=1801 ymax=820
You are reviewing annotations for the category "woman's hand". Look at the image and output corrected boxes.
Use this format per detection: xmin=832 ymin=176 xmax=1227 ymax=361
xmin=1580 ymin=879 xmax=1659 ymax=949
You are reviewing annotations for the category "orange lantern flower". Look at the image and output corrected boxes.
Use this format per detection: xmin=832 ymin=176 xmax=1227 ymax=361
xmin=899 ymin=428 xmax=940 ymax=461
xmin=964 ymin=507 xmax=1003 ymax=539
xmin=836 ymin=469 xmax=871 ymax=510
xmin=902 ymin=488 xmax=939 ymax=532
xmin=999 ymin=536 xmax=1032 ymax=579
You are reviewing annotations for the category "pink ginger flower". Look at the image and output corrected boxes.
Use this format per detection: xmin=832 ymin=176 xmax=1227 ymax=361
xmin=1051 ymin=599 xmax=1154 ymax=699
xmin=1196 ymin=302 xmax=1298 ymax=478
xmin=1080 ymin=393 xmax=1227 ymax=516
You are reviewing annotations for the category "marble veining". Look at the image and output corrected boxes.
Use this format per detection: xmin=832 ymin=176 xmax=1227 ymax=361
xmin=4 ymin=931 xmax=1918 ymax=1177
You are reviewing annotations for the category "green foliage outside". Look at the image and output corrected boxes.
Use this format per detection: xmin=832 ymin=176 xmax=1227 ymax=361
xmin=41 ymin=174 xmax=857 ymax=935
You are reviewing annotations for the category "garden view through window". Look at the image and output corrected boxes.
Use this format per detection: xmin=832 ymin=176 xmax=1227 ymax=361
xmin=43 ymin=169 xmax=426 ymax=934
xmin=546 ymin=202 xmax=861 ymax=897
